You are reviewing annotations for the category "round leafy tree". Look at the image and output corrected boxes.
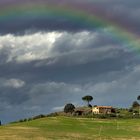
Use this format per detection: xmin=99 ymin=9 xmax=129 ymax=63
xmin=64 ymin=103 xmax=75 ymax=113
xmin=82 ymin=95 xmax=93 ymax=107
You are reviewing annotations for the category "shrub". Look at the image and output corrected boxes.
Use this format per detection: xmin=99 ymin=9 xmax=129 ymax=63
xmin=32 ymin=114 xmax=46 ymax=120
xmin=19 ymin=119 xmax=24 ymax=122
xmin=129 ymin=108 xmax=133 ymax=112
xmin=47 ymin=112 xmax=58 ymax=117
xmin=28 ymin=118 xmax=33 ymax=121
xmin=64 ymin=103 xmax=75 ymax=113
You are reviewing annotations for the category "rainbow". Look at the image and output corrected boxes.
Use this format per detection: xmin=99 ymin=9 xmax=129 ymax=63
xmin=0 ymin=1 xmax=140 ymax=52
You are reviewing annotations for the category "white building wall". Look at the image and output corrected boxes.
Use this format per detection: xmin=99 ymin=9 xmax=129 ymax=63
xmin=92 ymin=107 xmax=99 ymax=114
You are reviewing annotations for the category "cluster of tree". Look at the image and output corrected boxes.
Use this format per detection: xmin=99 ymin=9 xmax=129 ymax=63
xmin=11 ymin=114 xmax=46 ymax=124
xmin=64 ymin=95 xmax=93 ymax=113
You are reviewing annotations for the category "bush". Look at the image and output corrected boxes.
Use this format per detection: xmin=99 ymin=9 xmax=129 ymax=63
xmin=92 ymin=113 xmax=117 ymax=119
xmin=129 ymin=108 xmax=133 ymax=112
xmin=32 ymin=114 xmax=46 ymax=120
xmin=64 ymin=103 xmax=75 ymax=113
xmin=19 ymin=119 xmax=24 ymax=122
xmin=47 ymin=112 xmax=58 ymax=117
xmin=23 ymin=119 xmax=27 ymax=122
xmin=98 ymin=114 xmax=107 ymax=119
xmin=28 ymin=118 xmax=33 ymax=121
xmin=133 ymin=110 xmax=138 ymax=113
xmin=109 ymin=113 xmax=117 ymax=117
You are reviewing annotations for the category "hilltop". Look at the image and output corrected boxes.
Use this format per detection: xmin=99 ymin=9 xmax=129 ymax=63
xmin=1 ymin=116 xmax=140 ymax=140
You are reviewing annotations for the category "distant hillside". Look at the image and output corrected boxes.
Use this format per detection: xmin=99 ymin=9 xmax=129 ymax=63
xmin=1 ymin=116 xmax=140 ymax=140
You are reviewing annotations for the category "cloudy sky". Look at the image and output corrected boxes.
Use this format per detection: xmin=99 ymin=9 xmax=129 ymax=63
xmin=0 ymin=0 xmax=140 ymax=123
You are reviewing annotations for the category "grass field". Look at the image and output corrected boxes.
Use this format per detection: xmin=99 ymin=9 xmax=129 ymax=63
xmin=0 ymin=116 xmax=140 ymax=140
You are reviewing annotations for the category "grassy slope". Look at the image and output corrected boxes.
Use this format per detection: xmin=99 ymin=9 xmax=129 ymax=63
xmin=0 ymin=117 xmax=140 ymax=140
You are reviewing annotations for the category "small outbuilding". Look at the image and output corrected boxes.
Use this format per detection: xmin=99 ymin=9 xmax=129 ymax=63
xmin=74 ymin=107 xmax=92 ymax=116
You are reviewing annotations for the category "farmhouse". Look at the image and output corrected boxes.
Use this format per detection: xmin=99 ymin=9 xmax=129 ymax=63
xmin=92 ymin=106 xmax=113 ymax=114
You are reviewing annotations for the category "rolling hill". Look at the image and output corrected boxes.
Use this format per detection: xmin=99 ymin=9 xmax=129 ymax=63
xmin=0 ymin=116 xmax=140 ymax=140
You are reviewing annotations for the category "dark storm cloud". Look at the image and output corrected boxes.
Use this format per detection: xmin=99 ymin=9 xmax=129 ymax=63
xmin=0 ymin=0 xmax=140 ymax=35
xmin=0 ymin=87 xmax=28 ymax=105
xmin=0 ymin=31 xmax=134 ymax=83
xmin=0 ymin=78 xmax=27 ymax=105
xmin=0 ymin=31 xmax=138 ymax=102
xmin=0 ymin=51 xmax=129 ymax=83
xmin=0 ymin=17 xmax=93 ymax=34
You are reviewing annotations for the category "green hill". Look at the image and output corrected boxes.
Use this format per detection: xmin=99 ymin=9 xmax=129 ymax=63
xmin=0 ymin=116 xmax=140 ymax=140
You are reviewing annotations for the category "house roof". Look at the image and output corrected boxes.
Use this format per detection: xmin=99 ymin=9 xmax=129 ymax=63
xmin=94 ymin=106 xmax=112 ymax=109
